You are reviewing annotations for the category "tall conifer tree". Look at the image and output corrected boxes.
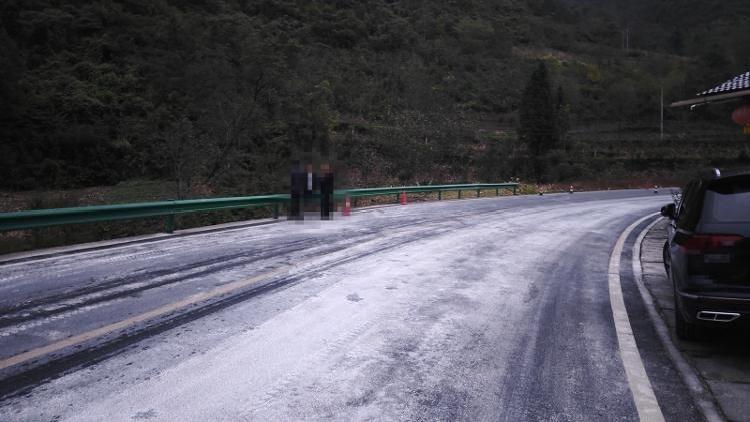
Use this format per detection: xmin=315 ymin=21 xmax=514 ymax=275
xmin=519 ymin=61 xmax=558 ymax=181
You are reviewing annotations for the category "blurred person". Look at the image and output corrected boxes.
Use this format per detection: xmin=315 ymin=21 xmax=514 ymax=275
xmin=289 ymin=161 xmax=304 ymax=220
xmin=303 ymin=163 xmax=316 ymax=214
xmin=319 ymin=163 xmax=334 ymax=219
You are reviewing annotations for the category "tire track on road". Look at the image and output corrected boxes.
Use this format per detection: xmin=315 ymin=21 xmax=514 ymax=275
xmin=0 ymin=240 xmax=316 ymax=325
xmin=0 ymin=219 xmax=461 ymax=398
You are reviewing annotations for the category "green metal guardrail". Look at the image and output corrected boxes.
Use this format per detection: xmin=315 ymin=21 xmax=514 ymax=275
xmin=0 ymin=195 xmax=289 ymax=233
xmin=340 ymin=183 xmax=517 ymax=201
xmin=0 ymin=183 xmax=518 ymax=233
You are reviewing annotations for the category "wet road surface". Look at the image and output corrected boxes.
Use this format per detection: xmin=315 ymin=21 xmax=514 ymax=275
xmin=0 ymin=190 xmax=706 ymax=421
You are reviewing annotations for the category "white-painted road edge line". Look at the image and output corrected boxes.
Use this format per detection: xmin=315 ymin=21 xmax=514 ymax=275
xmin=632 ymin=218 xmax=724 ymax=422
xmin=609 ymin=213 xmax=665 ymax=422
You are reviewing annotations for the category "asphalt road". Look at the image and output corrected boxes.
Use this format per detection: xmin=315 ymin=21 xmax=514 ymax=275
xmin=0 ymin=190 xmax=707 ymax=421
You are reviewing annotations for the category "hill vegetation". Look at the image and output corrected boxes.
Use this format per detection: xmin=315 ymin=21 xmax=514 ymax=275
xmin=1 ymin=0 xmax=749 ymax=199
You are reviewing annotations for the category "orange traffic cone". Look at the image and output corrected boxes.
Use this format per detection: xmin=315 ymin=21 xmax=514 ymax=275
xmin=343 ymin=195 xmax=351 ymax=216
xmin=400 ymin=191 xmax=407 ymax=205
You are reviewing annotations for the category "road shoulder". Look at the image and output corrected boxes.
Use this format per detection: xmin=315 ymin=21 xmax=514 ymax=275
xmin=0 ymin=218 xmax=280 ymax=266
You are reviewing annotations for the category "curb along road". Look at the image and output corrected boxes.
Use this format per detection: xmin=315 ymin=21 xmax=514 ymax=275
xmin=609 ymin=214 xmax=665 ymax=422
xmin=634 ymin=219 xmax=723 ymax=422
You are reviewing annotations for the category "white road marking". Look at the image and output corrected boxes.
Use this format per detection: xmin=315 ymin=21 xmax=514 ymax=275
xmin=608 ymin=213 xmax=665 ymax=422
xmin=631 ymin=218 xmax=724 ymax=422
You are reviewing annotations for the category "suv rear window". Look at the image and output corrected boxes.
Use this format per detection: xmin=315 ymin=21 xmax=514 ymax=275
xmin=676 ymin=180 xmax=705 ymax=231
xmin=704 ymin=175 xmax=750 ymax=223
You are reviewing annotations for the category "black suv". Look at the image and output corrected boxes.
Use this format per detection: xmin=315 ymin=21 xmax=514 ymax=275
xmin=661 ymin=169 xmax=750 ymax=341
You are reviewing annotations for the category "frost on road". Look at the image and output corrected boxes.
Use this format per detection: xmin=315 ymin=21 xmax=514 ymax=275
xmin=0 ymin=192 xmax=695 ymax=421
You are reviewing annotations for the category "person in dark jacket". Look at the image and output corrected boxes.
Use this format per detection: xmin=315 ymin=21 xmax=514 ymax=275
xmin=303 ymin=163 xmax=316 ymax=214
xmin=319 ymin=163 xmax=334 ymax=219
xmin=289 ymin=161 xmax=304 ymax=220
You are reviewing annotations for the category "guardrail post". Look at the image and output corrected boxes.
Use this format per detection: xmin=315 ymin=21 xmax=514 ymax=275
xmin=438 ymin=191 xmax=442 ymax=201
xmin=513 ymin=186 xmax=517 ymax=195
xmin=476 ymin=188 xmax=480 ymax=197
xmin=164 ymin=199 xmax=176 ymax=233
xmin=273 ymin=204 xmax=279 ymax=219
xmin=458 ymin=190 xmax=462 ymax=199
xmin=165 ymin=214 xmax=175 ymax=234
xmin=496 ymin=188 xmax=499 ymax=196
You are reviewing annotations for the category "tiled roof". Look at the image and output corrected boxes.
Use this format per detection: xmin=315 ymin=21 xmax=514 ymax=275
xmin=699 ymin=71 xmax=750 ymax=96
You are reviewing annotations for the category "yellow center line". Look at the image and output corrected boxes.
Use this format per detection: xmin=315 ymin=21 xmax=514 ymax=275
xmin=0 ymin=265 xmax=291 ymax=371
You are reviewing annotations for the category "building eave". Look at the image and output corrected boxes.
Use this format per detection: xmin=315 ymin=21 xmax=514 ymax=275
xmin=670 ymin=89 xmax=750 ymax=108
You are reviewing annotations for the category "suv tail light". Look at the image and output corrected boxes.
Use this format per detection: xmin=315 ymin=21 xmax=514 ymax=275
xmin=679 ymin=234 xmax=743 ymax=254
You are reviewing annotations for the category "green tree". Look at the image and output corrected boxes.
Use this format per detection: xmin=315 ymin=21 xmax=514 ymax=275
xmin=518 ymin=61 xmax=559 ymax=181
xmin=555 ymin=86 xmax=571 ymax=149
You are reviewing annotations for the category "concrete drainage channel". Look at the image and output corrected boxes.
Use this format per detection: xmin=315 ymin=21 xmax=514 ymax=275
xmin=640 ymin=220 xmax=750 ymax=422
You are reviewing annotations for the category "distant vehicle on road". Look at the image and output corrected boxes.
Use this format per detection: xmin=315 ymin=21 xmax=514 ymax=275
xmin=661 ymin=169 xmax=750 ymax=340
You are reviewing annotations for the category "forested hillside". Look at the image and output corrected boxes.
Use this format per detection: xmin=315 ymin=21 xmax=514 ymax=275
xmin=1 ymin=0 xmax=749 ymax=198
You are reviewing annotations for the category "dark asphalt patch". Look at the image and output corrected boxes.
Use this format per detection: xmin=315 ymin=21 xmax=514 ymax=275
xmin=495 ymin=222 xmax=640 ymax=421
